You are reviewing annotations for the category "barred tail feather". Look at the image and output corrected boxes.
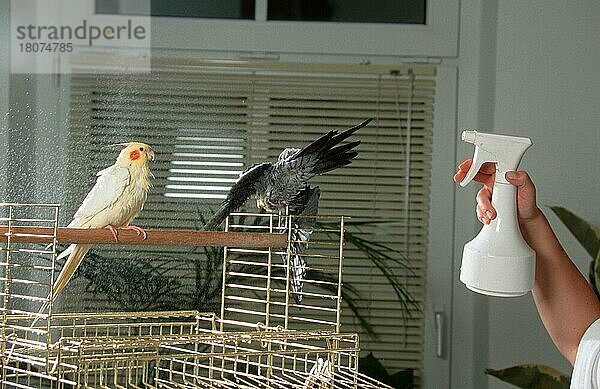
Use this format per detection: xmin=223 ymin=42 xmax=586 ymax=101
xmin=284 ymin=187 xmax=320 ymax=304
xmin=289 ymin=253 xmax=307 ymax=304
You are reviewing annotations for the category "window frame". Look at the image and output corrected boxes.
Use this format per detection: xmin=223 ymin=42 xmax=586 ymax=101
xmin=149 ymin=0 xmax=459 ymax=58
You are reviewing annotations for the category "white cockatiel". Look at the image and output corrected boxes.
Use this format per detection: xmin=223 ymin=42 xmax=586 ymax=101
xmin=46 ymin=142 xmax=155 ymax=310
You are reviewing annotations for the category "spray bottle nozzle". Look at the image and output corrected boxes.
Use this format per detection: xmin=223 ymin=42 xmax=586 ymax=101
xmin=460 ymin=130 xmax=532 ymax=187
xmin=461 ymin=130 xmax=476 ymax=143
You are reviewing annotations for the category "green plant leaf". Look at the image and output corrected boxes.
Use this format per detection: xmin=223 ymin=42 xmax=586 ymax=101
xmin=358 ymin=352 xmax=413 ymax=388
xmin=485 ymin=364 xmax=570 ymax=389
xmin=359 ymin=353 xmax=390 ymax=382
xmin=549 ymin=206 xmax=600 ymax=260
xmin=316 ymin=220 xmax=419 ymax=318
xmin=389 ymin=369 xmax=414 ymax=389
xmin=77 ymin=251 xmax=184 ymax=311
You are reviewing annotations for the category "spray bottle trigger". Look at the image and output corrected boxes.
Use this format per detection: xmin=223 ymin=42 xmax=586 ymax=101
xmin=459 ymin=148 xmax=497 ymax=187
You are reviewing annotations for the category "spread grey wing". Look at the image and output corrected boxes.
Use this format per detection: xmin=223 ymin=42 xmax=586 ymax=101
xmin=266 ymin=119 xmax=371 ymax=205
xmin=203 ymin=163 xmax=272 ymax=230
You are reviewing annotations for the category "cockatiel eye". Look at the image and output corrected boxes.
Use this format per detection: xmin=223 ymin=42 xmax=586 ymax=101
xmin=139 ymin=147 xmax=144 ymax=151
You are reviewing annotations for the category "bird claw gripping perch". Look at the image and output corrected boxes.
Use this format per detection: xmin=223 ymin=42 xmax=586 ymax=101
xmin=120 ymin=225 xmax=148 ymax=240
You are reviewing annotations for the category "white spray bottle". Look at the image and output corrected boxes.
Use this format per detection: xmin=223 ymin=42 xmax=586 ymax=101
xmin=459 ymin=130 xmax=535 ymax=297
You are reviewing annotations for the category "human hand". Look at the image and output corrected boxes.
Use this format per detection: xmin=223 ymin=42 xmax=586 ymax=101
xmin=453 ymin=159 xmax=541 ymax=225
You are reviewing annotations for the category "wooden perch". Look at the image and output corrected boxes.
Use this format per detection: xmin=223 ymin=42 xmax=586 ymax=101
xmin=0 ymin=227 xmax=288 ymax=249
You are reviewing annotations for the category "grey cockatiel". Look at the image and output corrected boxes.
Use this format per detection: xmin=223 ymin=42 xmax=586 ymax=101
xmin=203 ymin=118 xmax=371 ymax=230
xmin=203 ymin=118 xmax=371 ymax=303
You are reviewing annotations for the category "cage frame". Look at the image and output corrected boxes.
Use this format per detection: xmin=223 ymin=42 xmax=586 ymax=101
xmin=0 ymin=202 xmax=393 ymax=389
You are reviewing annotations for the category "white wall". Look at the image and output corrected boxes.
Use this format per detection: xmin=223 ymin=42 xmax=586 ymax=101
xmin=454 ymin=1 xmax=600 ymax=388
xmin=489 ymin=1 xmax=600 ymax=387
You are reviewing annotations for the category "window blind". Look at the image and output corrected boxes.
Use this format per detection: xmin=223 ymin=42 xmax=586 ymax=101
xmin=66 ymin=60 xmax=435 ymax=383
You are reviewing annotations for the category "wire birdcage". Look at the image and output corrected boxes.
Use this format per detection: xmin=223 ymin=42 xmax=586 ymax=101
xmin=0 ymin=203 xmax=393 ymax=389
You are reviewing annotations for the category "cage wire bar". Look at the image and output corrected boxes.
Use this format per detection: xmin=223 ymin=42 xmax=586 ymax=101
xmin=0 ymin=203 xmax=60 ymax=375
xmin=219 ymin=213 xmax=344 ymax=334
xmin=0 ymin=203 xmax=393 ymax=388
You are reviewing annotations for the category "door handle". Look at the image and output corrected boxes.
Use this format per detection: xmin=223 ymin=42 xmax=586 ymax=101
xmin=435 ymin=311 xmax=445 ymax=358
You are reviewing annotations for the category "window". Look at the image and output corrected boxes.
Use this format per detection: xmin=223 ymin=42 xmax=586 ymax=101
xmin=96 ymin=0 xmax=426 ymax=24
xmin=66 ymin=60 xmax=436 ymax=384
xmin=99 ymin=0 xmax=458 ymax=57
xmin=267 ymin=0 xmax=426 ymax=24
xmin=96 ymin=0 xmax=256 ymax=19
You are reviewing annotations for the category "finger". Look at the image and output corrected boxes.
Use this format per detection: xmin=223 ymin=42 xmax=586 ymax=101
xmin=478 ymin=162 xmax=497 ymax=175
xmin=476 ymin=206 xmax=489 ymax=224
xmin=453 ymin=160 xmax=472 ymax=182
xmin=477 ymin=204 xmax=496 ymax=224
xmin=505 ymin=171 xmax=532 ymax=188
xmin=458 ymin=159 xmax=472 ymax=171
xmin=460 ymin=159 xmax=497 ymax=175
xmin=453 ymin=170 xmax=465 ymax=183
xmin=476 ymin=187 xmax=496 ymax=220
xmin=454 ymin=159 xmax=497 ymax=186
xmin=472 ymin=162 xmax=497 ymax=186
xmin=505 ymin=170 xmax=537 ymax=204
xmin=454 ymin=160 xmax=485 ymax=183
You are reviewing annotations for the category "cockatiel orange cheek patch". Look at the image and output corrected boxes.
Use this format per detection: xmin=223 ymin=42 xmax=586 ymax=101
xmin=129 ymin=150 xmax=141 ymax=160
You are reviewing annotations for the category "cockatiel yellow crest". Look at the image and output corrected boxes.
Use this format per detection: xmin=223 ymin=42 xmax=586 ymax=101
xmin=36 ymin=142 xmax=154 ymax=321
